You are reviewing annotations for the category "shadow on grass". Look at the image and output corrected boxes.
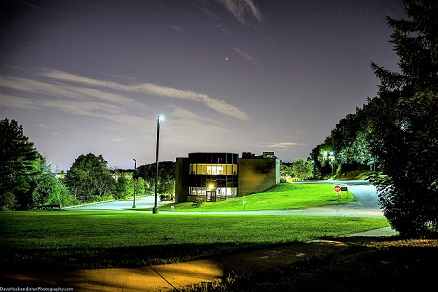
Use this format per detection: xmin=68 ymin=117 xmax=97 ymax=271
xmin=0 ymin=241 xmax=281 ymax=272
xmin=180 ymin=238 xmax=438 ymax=292
xmin=3 ymin=237 xmax=437 ymax=292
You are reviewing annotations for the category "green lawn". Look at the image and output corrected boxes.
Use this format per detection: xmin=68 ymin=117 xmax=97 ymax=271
xmin=186 ymin=239 xmax=438 ymax=292
xmin=145 ymin=183 xmax=354 ymax=212
xmin=0 ymin=210 xmax=388 ymax=271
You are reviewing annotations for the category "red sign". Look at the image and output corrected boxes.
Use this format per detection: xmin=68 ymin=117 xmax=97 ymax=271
xmin=334 ymin=185 xmax=341 ymax=194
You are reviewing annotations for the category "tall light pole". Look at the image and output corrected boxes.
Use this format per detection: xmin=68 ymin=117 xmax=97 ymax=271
xmin=153 ymin=115 xmax=164 ymax=214
xmin=132 ymin=158 xmax=136 ymax=208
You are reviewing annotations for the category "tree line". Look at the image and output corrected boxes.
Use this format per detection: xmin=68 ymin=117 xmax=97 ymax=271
xmin=0 ymin=118 xmax=175 ymax=210
xmin=280 ymin=159 xmax=314 ymax=182
xmin=310 ymin=104 xmax=374 ymax=179
xmin=310 ymin=0 xmax=437 ymax=237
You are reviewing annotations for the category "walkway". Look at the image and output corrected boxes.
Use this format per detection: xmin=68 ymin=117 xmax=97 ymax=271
xmin=1 ymin=227 xmax=397 ymax=291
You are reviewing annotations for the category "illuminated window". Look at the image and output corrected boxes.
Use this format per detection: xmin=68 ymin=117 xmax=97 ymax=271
xmin=191 ymin=187 xmax=237 ymax=198
xmin=190 ymin=163 xmax=237 ymax=175
xmin=207 ymin=165 xmax=224 ymax=175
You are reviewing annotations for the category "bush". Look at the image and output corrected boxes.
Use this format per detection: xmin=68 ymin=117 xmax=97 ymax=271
xmin=192 ymin=196 xmax=204 ymax=207
xmin=160 ymin=194 xmax=172 ymax=201
xmin=0 ymin=192 xmax=16 ymax=211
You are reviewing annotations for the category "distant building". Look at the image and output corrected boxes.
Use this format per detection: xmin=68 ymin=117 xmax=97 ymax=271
xmin=175 ymin=152 xmax=280 ymax=203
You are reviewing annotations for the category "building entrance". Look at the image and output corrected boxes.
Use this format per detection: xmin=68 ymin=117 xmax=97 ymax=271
xmin=206 ymin=190 xmax=216 ymax=202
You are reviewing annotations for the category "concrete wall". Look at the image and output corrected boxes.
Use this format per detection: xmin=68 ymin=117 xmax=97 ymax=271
xmin=175 ymin=157 xmax=189 ymax=203
xmin=238 ymin=158 xmax=280 ymax=196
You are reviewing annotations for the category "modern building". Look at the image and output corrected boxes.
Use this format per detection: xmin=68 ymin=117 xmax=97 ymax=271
xmin=175 ymin=152 xmax=280 ymax=203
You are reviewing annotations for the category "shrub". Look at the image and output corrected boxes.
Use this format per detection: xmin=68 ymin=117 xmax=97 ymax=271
xmin=192 ymin=196 xmax=204 ymax=207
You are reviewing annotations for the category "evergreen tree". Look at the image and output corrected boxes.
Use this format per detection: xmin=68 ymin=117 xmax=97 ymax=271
xmin=0 ymin=118 xmax=41 ymax=210
xmin=368 ymin=0 xmax=438 ymax=237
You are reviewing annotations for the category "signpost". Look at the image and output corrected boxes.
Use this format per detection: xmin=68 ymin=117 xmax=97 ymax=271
xmin=334 ymin=185 xmax=341 ymax=202
xmin=341 ymin=186 xmax=349 ymax=198
xmin=334 ymin=185 xmax=349 ymax=202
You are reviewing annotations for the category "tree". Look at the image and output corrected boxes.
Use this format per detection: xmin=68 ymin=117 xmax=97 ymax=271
xmin=64 ymin=153 xmax=115 ymax=202
xmin=0 ymin=118 xmax=41 ymax=210
xmin=368 ymin=0 xmax=438 ymax=237
xmin=280 ymin=162 xmax=293 ymax=182
xmin=113 ymin=171 xmax=135 ymax=200
xmin=310 ymin=105 xmax=375 ymax=179
xmin=291 ymin=158 xmax=314 ymax=181
xmin=31 ymin=157 xmax=74 ymax=207
xmin=136 ymin=161 xmax=175 ymax=197
xmin=311 ymin=142 xmax=335 ymax=178
xmin=309 ymin=145 xmax=323 ymax=179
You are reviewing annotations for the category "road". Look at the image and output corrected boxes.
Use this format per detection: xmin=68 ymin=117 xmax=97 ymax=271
xmin=291 ymin=180 xmax=384 ymax=217
xmin=66 ymin=195 xmax=171 ymax=210
xmin=70 ymin=180 xmax=384 ymax=218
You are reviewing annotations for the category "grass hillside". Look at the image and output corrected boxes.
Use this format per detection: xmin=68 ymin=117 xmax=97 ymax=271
xmin=158 ymin=183 xmax=353 ymax=212
xmin=0 ymin=211 xmax=387 ymax=271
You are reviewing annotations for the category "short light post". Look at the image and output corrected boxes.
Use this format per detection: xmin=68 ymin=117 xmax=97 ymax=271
xmin=132 ymin=158 xmax=136 ymax=208
xmin=153 ymin=115 xmax=164 ymax=214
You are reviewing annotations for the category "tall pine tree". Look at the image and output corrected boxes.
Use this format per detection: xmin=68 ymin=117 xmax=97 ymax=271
xmin=0 ymin=118 xmax=41 ymax=210
xmin=368 ymin=0 xmax=438 ymax=237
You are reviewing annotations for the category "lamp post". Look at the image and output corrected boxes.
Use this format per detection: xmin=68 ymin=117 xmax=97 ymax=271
xmin=153 ymin=115 xmax=164 ymax=214
xmin=132 ymin=159 xmax=136 ymax=208
xmin=329 ymin=151 xmax=334 ymax=178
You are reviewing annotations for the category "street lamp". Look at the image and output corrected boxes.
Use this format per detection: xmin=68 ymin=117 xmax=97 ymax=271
xmin=329 ymin=151 xmax=334 ymax=178
xmin=132 ymin=159 xmax=136 ymax=208
xmin=153 ymin=115 xmax=164 ymax=214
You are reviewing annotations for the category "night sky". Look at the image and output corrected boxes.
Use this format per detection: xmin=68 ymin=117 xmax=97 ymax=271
xmin=1 ymin=0 xmax=405 ymax=171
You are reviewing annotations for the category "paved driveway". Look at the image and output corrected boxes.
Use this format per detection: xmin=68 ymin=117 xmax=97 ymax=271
xmin=67 ymin=195 xmax=171 ymax=210
xmin=70 ymin=180 xmax=384 ymax=217
xmin=295 ymin=180 xmax=384 ymax=217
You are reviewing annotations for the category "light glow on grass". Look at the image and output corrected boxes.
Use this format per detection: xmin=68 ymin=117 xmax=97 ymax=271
xmin=160 ymin=183 xmax=354 ymax=212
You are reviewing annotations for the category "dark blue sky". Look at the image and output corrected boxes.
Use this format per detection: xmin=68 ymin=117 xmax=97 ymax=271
xmin=1 ymin=0 xmax=404 ymax=170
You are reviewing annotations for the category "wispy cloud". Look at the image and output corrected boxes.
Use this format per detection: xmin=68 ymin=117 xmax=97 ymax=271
xmin=38 ymin=99 xmax=121 ymax=115
xmin=1 ymin=68 xmax=250 ymax=131
xmin=234 ymin=47 xmax=255 ymax=63
xmin=37 ymin=69 xmax=250 ymax=121
xmin=1 ymin=75 xmax=149 ymax=110
xmin=2 ymin=94 xmax=150 ymax=127
xmin=216 ymin=0 xmax=262 ymax=25
xmin=260 ymin=142 xmax=306 ymax=150
xmin=168 ymin=105 xmax=233 ymax=139
xmin=1 ymin=94 xmax=41 ymax=110
xmin=1 ymin=76 xmax=84 ymax=99
xmin=21 ymin=1 xmax=44 ymax=10
xmin=169 ymin=104 xmax=216 ymax=123
xmin=164 ymin=24 xmax=186 ymax=34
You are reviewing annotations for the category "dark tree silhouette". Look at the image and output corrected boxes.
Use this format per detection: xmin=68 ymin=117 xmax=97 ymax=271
xmin=368 ymin=0 xmax=438 ymax=237
xmin=0 ymin=118 xmax=40 ymax=210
